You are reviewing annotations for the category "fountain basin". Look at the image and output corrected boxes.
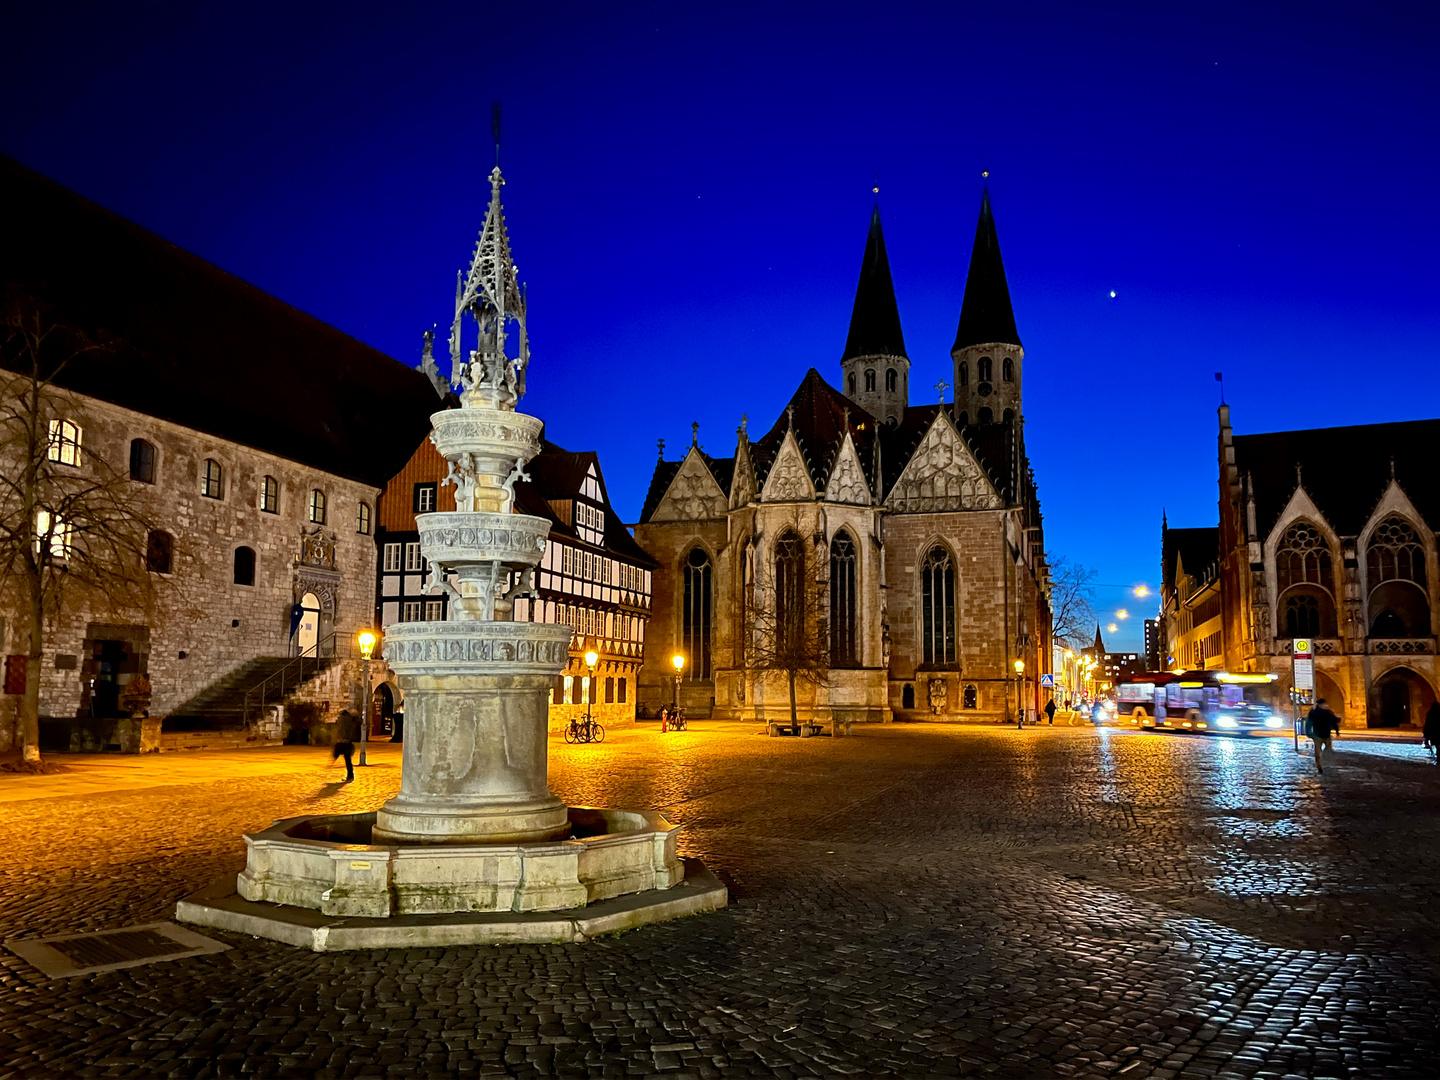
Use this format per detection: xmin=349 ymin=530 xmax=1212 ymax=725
xmin=234 ymin=806 xmax=683 ymax=918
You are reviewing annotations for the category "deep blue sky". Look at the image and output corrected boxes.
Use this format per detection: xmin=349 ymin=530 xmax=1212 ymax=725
xmin=5 ymin=1 xmax=1438 ymax=651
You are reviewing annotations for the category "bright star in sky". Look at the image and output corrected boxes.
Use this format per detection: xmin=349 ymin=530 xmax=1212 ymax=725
xmin=1109 ymin=289 xmax=1117 ymax=299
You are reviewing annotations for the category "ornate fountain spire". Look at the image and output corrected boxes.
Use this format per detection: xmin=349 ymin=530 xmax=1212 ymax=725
xmin=448 ymin=166 xmax=530 ymax=409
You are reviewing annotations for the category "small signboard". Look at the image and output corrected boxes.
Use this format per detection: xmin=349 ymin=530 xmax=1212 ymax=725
xmin=1040 ymin=673 xmax=1055 ymax=688
xmin=1292 ymin=638 xmax=1314 ymax=694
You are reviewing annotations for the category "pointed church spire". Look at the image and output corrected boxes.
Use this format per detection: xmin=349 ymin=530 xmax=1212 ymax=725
xmin=1094 ymin=623 xmax=1106 ymax=654
xmin=842 ymin=205 xmax=907 ymax=362
xmin=954 ymin=189 xmax=1021 ymax=351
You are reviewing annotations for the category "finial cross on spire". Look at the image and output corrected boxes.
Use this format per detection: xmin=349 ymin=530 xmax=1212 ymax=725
xmin=934 ymin=379 xmax=950 ymax=403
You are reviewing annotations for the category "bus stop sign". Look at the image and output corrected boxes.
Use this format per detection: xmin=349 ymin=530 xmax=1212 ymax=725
xmin=1292 ymin=638 xmax=1314 ymax=694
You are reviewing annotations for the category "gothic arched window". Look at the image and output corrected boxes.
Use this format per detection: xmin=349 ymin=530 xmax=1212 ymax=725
xmin=1367 ymin=516 xmax=1426 ymax=588
xmin=1285 ymin=594 xmax=1320 ymax=638
xmin=682 ymin=547 xmax=712 ymax=679
xmin=774 ymin=531 xmax=805 ymax=656
xmin=885 ymin=367 xmax=897 ymax=393
xmin=1277 ymin=521 xmax=1333 ymax=592
xmin=921 ymin=546 xmax=956 ymax=665
xmin=1002 ymin=357 xmax=1014 ymax=382
xmin=958 ymin=362 xmax=968 ymax=387
xmin=977 ymin=356 xmax=993 ymax=382
xmin=864 ymin=369 xmax=876 ymax=392
xmin=830 ymin=532 xmax=858 ymax=667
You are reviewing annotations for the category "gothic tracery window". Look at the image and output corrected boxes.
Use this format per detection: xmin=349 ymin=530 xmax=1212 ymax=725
xmin=1276 ymin=521 xmax=1332 ymax=592
xmin=682 ymin=547 xmax=712 ymax=679
xmin=774 ymin=531 xmax=805 ymax=656
xmin=1366 ymin=516 xmax=1426 ymax=587
xmin=829 ymin=532 xmax=857 ymax=667
xmin=921 ymin=546 xmax=956 ymax=665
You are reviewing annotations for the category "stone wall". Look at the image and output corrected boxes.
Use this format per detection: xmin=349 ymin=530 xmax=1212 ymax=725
xmin=0 ymin=380 xmax=382 ymax=741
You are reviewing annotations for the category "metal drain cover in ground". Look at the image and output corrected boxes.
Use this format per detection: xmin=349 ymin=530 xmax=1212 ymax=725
xmin=5 ymin=922 xmax=229 ymax=978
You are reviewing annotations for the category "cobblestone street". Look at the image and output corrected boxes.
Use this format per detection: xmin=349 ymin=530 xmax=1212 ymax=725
xmin=2 ymin=722 xmax=1439 ymax=1078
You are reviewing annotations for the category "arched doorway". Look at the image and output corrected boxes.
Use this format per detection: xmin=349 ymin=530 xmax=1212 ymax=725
xmin=1369 ymin=666 xmax=1436 ymax=729
xmin=296 ymin=592 xmax=321 ymax=656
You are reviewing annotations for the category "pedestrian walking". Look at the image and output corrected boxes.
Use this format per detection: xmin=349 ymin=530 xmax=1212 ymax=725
xmin=1307 ymin=698 xmax=1341 ymax=773
xmin=1423 ymin=701 xmax=1440 ymax=760
xmin=1045 ymin=698 xmax=1057 ymax=725
xmin=332 ymin=708 xmax=359 ymax=782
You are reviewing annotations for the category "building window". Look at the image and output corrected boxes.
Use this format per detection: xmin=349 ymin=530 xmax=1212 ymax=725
xmin=47 ymin=419 xmax=81 ymax=466
xmin=563 ymin=675 xmax=573 ymax=704
xmin=404 ymin=542 xmax=422 ymax=571
xmin=885 ymin=367 xmax=897 ymax=393
xmin=414 ymin=483 xmax=437 ymax=514
xmin=308 ymin=489 xmax=327 ymax=525
xmin=129 ymin=439 xmax=156 ymax=483
xmin=921 ymin=546 xmax=956 ymax=665
xmin=145 ymin=529 xmax=173 ymax=574
xmin=963 ymin=684 xmax=978 ymax=709
xmin=829 ymin=532 xmax=858 ymax=667
xmin=356 ymin=501 xmax=371 ymax=534
xmin=848 ymin=372 xmax=856 ymax=395
xmin=958 ymin=362 xmax=968 ymax=387
xmin=1002 ymin=357 xmax=1014 ymax=382
xmin=402 ymin=601 xmax=423 ymax=622
xmin=35 ymin=510 xmax=71 ymax=561
xmin=201 ymin=458 xmax=224 ymax=499
xmin=977 ymin=407 xmax=992 ymax=424
xmin=233 ymin=545 xmax=255 ymax=585
xmin=605 ymin=676 xmax=615 ymax=703
xmin=425 ymin=600 xmax=444 ymax=621
xmin=864 ymin=368 xmax=876 ymax=392
xmin=682 ymin=546 xmax=713 ymax=680
xmin=977 ymin=356 xmax=992 ymax=382
xmin=1367 ymin=516 xmax=1425 ymax=588
xmin=1276 ymin=521 xmax=1332 ymax=592
xmin=260 ymin=475 xmax=279 ymax=514
xmin=774 ymin=531 xmax=805 ymax=658
xmin=618 ymin=677 xmax=627 ymax=703
xmin=383 ymin=543 xmax=402 ymax=572
xmin=1285 ymin=594 xmax=1321 ymax=638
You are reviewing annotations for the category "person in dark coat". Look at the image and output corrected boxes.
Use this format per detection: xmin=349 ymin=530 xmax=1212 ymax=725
xmin=332 ymin=709 xmax=359 ymax=781
xmin=1307 ymin=698 xmax=1341 ymax=773
xmin=1045 ymin=698 xmax=1057 ymax=725
xmin=1423 ymin=701 xmax=1440 ymax=756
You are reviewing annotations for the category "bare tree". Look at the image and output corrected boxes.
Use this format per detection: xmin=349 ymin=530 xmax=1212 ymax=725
xmin=0 ymin=304 xmax=157 ymax=766
xmin=1048 ymin=556 xmax=1098 ymax=652
xmin=742 ymin=531 xmax=831 ymax=729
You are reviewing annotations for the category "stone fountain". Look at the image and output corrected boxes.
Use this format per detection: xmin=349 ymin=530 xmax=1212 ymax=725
xmin=176 ymin=168 xmax=725 ymax=950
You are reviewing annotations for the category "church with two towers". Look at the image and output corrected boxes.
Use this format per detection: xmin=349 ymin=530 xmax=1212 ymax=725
xmin=634 ymin=192 xmax=1054 ymax=725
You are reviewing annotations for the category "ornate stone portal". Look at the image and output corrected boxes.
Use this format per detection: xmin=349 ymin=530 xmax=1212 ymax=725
xmin=177 ymin=167 xmax=724 ymax=946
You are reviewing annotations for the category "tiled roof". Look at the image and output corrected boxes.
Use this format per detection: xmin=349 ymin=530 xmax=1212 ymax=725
xmin=0 ymin=154 xmax=439 ymax=488
xmin=751 ymin=368 xmax=877 ymax=491
xmin=523 ymin=441 xmax=655 ymax=564
xmin=1162 ymin=526 xmax=1219 ymax=591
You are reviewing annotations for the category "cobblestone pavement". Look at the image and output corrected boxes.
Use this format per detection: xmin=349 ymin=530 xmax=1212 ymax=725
xmin=2 ymin=722 xmax=1439 ymax=1078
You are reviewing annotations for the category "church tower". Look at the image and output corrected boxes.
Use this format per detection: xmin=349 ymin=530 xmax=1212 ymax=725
xmin=840 ymin=205 xmax=909 ymax=426
xmin=952 ymin=190 xmax=1023 ymax=427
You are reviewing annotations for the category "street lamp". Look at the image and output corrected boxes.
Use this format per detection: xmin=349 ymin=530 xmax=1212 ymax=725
xmin=671 ymin=653 xmax=685 ymax=711
xmin=357 ymin=629 xmax=377 ymax=767
xmin=1014 ymin=658 xmax=1025 ymax=725
xmin=584 ymin=649 xmax=599 ymax=727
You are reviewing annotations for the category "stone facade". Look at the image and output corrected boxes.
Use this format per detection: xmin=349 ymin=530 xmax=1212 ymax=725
xmin=0 ymin=378 xmax=381 ymax=750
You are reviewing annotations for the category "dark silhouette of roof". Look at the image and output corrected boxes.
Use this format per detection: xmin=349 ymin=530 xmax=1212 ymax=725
xmin=0 ymin=154 xmax=439 ymax=488
xmin=1162 ymin=525 xmax=1219 ymax=592
xmin=841 ymin=206 xmax=907 ymax=361
xmin=751 ymin=368 xmax=877 ymax=492
xmin=953 ymin=189 xmax=1022 ymax=351
xmin=1235 ymin=419 xmax=1440 ymax=539
xmin=522 ymin=441 xmax=655 ymax=565
xmin=635 ymin=443 xmax=736 ymax=525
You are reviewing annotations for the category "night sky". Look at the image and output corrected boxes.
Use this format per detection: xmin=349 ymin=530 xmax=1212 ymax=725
xmin=5 ymin=1 xmax=1437 ymax=652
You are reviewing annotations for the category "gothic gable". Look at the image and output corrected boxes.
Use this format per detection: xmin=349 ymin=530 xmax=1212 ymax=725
xmin=886 ymin=414 xmax=1002 ymax=513
xmin=825 ymin=434 xmax=872 ymax=506
xmin=761 ymin=431 xmax=816 ymax=502
xmin=650 ymin=449 xmax=728 ymax=522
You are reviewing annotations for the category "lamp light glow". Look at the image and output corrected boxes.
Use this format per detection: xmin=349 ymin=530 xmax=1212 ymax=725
xmin=671 ymin=654 xmax=685 ymax=672
xmin=584 ymin=649 xmax=599 ymax=669
xmin=357 ymin=630 xmax=377 ymax=660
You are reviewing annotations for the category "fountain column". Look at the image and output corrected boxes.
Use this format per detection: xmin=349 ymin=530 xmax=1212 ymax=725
xmin=373 ymin=166 xmax=572 ymax=845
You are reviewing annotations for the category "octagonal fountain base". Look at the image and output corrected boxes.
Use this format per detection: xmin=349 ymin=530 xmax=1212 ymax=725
xmin=175 ymin=806 xmax=726 ymax=951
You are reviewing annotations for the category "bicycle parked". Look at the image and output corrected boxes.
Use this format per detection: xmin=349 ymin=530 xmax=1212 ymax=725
xmin=660 ymin=706 xmax=686 ymax=732
xmin=564 ymin=716 xmax=605 ymax=744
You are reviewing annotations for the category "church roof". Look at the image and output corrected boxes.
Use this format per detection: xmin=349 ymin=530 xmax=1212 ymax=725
xmin=635 ymin=444 xmax=735 ymax=525
xmin=953 ymin=189 xmax=1022 ymax=351
xmin=876 ymin=402 xmax=1020 ymax=504
xmin=1161 ymin=525 xmax=1219 ymax=593
xmin=0 ymin=156 xmax=441 ymax=489
xmin=841 ymin=206 xmax=907 ymax=361
xmin=752 ymin=368 xmax=877 ymax=491
xmin=1235 ymin=419 xmax=1440 ymax=539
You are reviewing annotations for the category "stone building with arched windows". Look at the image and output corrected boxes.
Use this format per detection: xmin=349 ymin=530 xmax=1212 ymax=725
xmin=633 ymin=193 xmax=1052 ymax=727
xmin=1214 ymin=404 xmax=1440 ymax=728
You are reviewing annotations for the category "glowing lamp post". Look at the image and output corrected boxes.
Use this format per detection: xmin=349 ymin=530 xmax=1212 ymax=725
xmin=671 ymin=653 xmax=685 ymax=711
xmin=1014 ymin=658 xmax=1026 ymax=726
xmin=584 ymin=649 xmax=599 ymax=726
xmin=357 ymin=629 xmax=377 ymax=767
